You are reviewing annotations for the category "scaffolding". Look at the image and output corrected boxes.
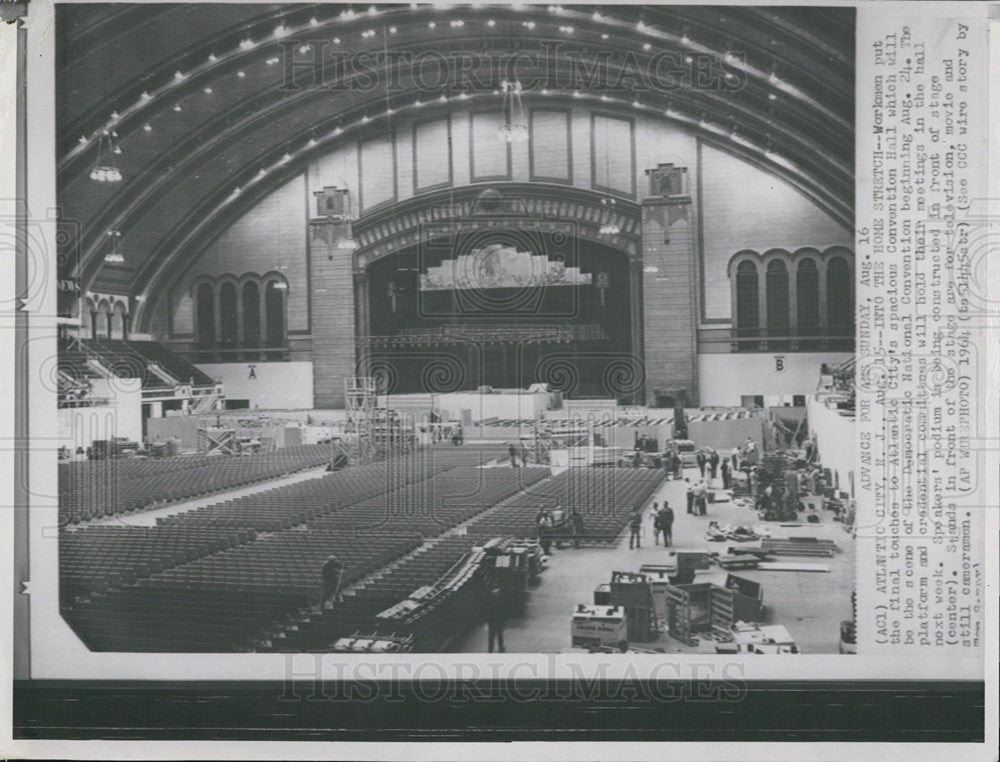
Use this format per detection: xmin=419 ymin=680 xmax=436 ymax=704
xmin=332 ymin=377 xmax=416 ymax=466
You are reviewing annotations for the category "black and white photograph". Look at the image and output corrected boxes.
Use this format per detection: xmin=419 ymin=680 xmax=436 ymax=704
xmin=1 ymin=0 xmax=995 ymax=757
xmin=50 ymin=1 xmax=859 ymax=657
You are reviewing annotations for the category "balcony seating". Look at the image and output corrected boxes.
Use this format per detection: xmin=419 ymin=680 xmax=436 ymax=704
xmin=123 ymin=340 xmax=217 ymax=386
xmin=58 ymin=338 xmax=217 ymax=392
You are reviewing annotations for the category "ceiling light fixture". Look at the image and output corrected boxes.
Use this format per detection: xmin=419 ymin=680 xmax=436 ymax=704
xmin=497 ymin=80 xmax=528 ymax=143
xmin=89 ymin=133 xmax=123 ymax=183
xmin=599 ymin=198 xmax=620 ymax=236
xmin=237 ymin=70 xmax=246 ymax=78
xmin=104 ymin=230 xmax=125 ymax=263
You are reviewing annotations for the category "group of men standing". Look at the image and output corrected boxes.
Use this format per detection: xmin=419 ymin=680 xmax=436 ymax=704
xmin=627 ymin=501 xmax=674 ymax=549
xmin=535 ymin=506 xmax=585 ymax=554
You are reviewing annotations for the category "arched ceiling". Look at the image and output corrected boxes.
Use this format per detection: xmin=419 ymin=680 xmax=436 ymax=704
xmin=58 ymin=3 xmax=854 ymax=298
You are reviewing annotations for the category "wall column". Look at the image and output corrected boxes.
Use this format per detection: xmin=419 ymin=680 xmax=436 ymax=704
xmin=640 ymin=192 xmax=699 ymax=406
xmin=354 ymin=268 xmax=370 ymax=377
xmin=235 ymin=283 xmax=245 ymax=347
xmin=626 ymin=251 xmax=644 ymax=404
xmin=309 ymin=218 xmax=357 ymax=408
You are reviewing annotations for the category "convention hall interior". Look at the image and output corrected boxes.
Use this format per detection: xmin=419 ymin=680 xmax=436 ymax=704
xmin=55 ymin=3 xmax=858 ymax=655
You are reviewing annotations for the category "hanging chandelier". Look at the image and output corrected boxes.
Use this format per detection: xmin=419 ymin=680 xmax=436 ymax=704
xmin=104 ymin=230 xmax=125 ymax=263
xmin=497 ymin=80 xmax=528 ymax=143
xmin=599 ymin=197 xmax=620 ymax=236
xmin=90 ymin=130 xmax=123 ymax=183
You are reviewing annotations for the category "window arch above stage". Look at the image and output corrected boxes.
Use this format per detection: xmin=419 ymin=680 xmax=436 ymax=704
xmin=765 ymin=259 xmax=790 ymax=334
xmin=796 ymin=257 xmax=820 ymax=334
xmin=190 ymin=273 xmax=288 ymax=360
xmin=726 ymin=246 xmax=854 ymax=351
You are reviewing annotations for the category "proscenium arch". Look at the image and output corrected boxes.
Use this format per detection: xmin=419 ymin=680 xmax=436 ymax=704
xmin=136 ymin=181 xmax=643 ymax=332
xmin=351 ymin=183 xmax=643 ymax=269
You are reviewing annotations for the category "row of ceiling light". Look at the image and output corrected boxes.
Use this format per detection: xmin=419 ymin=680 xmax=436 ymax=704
xmin=76 ymin=4 xmax=780 ymax=161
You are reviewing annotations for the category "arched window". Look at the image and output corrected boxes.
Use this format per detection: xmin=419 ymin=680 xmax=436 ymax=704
xmin=81 ymin=300 xmax=94 ymax=338
xmin=796 ymin=259 xmax=820 ymax=335
xmin=735 ymin=260 xmax=759 ymax=337
xmin=827 ymin=257 xmax=852 ymax=334
xmin=265 ymin=280 xmax=286 ymax=356
xmin=110 ymin=304 xmax=127 ymax=340
xmin=219 ymin=282 xmax=238 ymax=350
xmin=195 ymin=282 xmax=215 ymax=348
xmin=243 ymin=281 xmax=260 ymax=359
xmin=95 ymin=302 xmax=110 ymax=339
xmin=765 ymin=260 xmax=789 ymax=333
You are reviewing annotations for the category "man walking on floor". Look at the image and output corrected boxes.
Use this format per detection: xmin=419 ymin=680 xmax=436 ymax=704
xmin=485 ymin=586 xmax=506 ymax=653
xmin=661 ymin=502 xmax=674 ymax=547
xmin=628 ymin=508 xmax=643 ymax=549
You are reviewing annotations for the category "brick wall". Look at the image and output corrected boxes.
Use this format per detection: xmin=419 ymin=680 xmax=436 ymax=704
xmin=641 ymin=200 xmax=699 ymax=405
xmin=168 ymin=174 xmax=309 ymax=335
xmin=698 ymin=142 xmax=852 ymax=323
xmin=310 ymin=222 xmax=356 ymax=408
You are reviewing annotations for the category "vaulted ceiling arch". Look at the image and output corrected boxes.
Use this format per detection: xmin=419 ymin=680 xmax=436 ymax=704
xmin=58 ymin=3 xmax=854 ymax=303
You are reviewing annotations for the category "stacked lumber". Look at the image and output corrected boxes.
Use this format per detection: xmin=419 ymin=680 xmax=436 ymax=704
xmin=760 ymin=537 xmax=838 ymax=557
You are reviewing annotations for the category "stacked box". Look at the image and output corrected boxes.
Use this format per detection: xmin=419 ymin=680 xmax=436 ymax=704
xmin=571 ymin=605 xmax=627 ymax=648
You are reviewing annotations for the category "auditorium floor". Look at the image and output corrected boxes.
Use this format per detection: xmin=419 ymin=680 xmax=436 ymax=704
xmin=452 ymin=467 xmax=855 ymax=654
